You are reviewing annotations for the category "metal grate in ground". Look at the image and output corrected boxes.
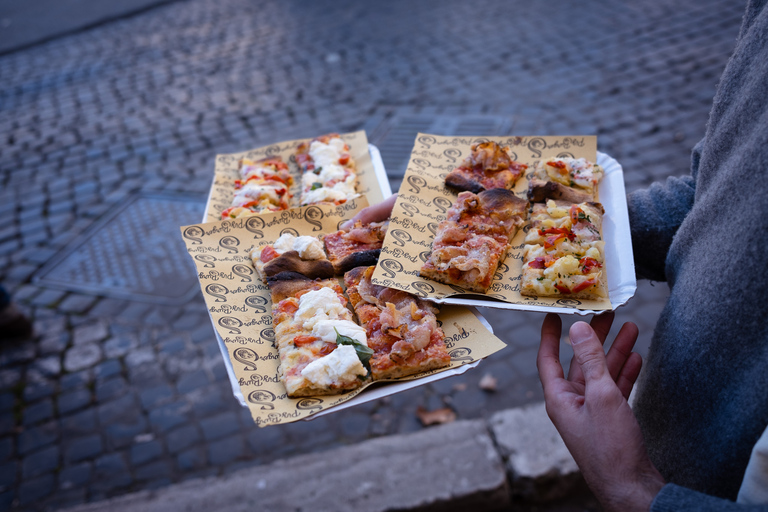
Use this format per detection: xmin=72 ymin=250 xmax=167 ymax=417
xmin=34 ymin=193 xmax=204 ymax=305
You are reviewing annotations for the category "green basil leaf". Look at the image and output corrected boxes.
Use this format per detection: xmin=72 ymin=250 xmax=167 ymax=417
xmin=334 ymin=328 xmax=373 ymax=373
xmin=310 ymin=182 xmax=323 ymax=191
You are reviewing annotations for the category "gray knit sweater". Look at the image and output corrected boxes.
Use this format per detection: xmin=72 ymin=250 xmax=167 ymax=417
xmin=628 ymin=0 xmax=768 ymax=509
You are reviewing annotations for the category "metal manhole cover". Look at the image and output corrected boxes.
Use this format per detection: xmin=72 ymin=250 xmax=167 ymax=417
xmin=35 ymin=194 xmax=205 ymax=305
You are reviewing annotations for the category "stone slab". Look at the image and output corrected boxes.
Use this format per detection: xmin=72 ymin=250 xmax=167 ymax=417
xmin=490 ymin=402 xmax=579 ymax=502
xmin=62 ymin=419 xmax=509 ymax=512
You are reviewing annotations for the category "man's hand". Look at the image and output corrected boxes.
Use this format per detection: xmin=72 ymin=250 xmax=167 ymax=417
xmin=340 ymin=194 xmax=397 ymax=230
xmin=536 ymin=313 xmax=665 ymax=512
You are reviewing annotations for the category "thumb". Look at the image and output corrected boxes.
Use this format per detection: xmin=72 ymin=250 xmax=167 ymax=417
xmin=570 ymin=321 xmax=608 ymax=384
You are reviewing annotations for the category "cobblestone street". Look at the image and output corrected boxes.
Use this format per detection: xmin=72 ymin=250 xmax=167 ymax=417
xmin=0 ymin=0 xmax=745 ymax=510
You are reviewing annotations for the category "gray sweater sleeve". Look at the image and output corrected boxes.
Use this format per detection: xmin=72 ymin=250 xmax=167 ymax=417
xmin=626 ymin=173 xmax=696 ymax=282
xmin=653 ymin=485 xmax=768 ymax=511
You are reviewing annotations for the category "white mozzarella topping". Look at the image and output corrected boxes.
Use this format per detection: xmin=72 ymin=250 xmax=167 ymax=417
xmin=231 ymin=182 xmax=283 ymax=206
xmin=295 ymin=287 xmax=351 ymax=331
xmin=300 ymin=344 xmax=367 ymax=387
xmin=271 ymin=233 xmax=325 ymax=259
xmin=308 ymin=138 xmax=346 ymax=169
xmin=317 ymin=164 xmax=347 ymax=183
xmin=311 ymin=319 xmax=367 ymax=345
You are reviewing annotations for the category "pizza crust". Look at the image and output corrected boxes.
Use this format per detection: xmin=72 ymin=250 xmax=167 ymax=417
xmin=527 ymin=178 xmax=593 ymax=204
xmin=262 ymin=251 xmax=335 ymax=280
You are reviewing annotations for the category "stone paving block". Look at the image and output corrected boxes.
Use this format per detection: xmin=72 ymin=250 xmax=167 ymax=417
xmin=22 ymin=399 xmax=54 ymax=426
xmin=72 ymin=320 xmax=110 ymax=346
xmin=135 ymin=460 xmax=172 ymax=481
xmin=104 ymin=418 xmax=149 ymax=448
xmin=206 ymin=435 xmax=245 ymax=466
xmin=176 ymin=447 xmax=207 ymax=471
xmin=95 ymin=376 xmax=128 ymax=402
xmin=139 ymin=384 xmax=175 ymax=410
xmin=17 ymin=472 xmax=55 ymax=506
xmin=199 ymin=411 xmax=240 ymax=441
xmin=61 ymin=409 xmax=98 ymax=438
xmin=165 ymin=424 xmax=201 ymax=455
xmin=59 ymin=462 xmax=93 ymax=491
xmin=58 ymin=388 xmax=93 ymax=415
xmin=490 ymin=402 xmax=579 ymax=502
xmin=0 ymin=437 xmax=12 ymax=464
xmin=175 ymin=368 xmax=210 ymax=394
xmin=58 ymin=294 xmax=99 ymax=314
xmin=23 ymin=379 xmax=57 ymax=402
xmin=94 ymin=359 xmax=122 ymax=380
xmin=64 ymin=343 xmax=103 ymax=372
xmin=29 ymin=288 xmax=66 ymax=308
xmin=39 ymin=331 xmax=70 ymax=355
xmin=102 ymin=333 xmax=139 ymax=359
xmin=130 ymin=439 xmax=163 ymax=466
xmin=60 ymin=370 xmax=93 ymax=392
xmin=64 ymin=435 xmax=103 ymax=464
xmin=0 ymin=393 xmax=14 ymax=414
xmin=148 ymin=401 xmax=191 ymax=433
xmin=98 ymin=394 xmax=138 ymax=425
xmin=21 ymin=445 xmax=59 ymax=479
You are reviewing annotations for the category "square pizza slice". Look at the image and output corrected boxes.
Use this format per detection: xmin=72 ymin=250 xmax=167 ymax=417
xmin=295 ymin=133 xmax=358 ymax=206
xmin=221 ymin=156 xmax=293 ymax=219
xmin=250 ymin=233 xmax=335 ymax=283
xmin=527 ymin=157 xmax=604 ymax=204
xmin=520 ymin=200 xmax=608 ymax=300
xmin=445 ymin=141 xmax=528 ymax=193
xmin=267 ymin=272 xmax=372 ymax=397
xmin=420 ymin=189 xmax=528 ymax=293
xmin=344 ymin=266 xmax=451 ymax=380
xmin=322 ymin=220 xmax=389 ymax=275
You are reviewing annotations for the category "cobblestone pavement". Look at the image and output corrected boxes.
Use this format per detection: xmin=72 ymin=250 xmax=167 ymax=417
xmin=0 ymin=0 xmax=745 ymax=509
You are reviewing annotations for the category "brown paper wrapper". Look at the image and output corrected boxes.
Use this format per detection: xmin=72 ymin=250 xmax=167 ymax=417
xmin=372 ymin=134 xmax=612 ymax=311
xmin=184 ymin=136 xmax=507 ymax=426
xmin=204 ymin=130 xmax=387 ymax=222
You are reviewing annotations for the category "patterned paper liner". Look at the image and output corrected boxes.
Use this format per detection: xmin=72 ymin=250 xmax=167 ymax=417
xmin=372 ymin=134 xmax=636 ymax=314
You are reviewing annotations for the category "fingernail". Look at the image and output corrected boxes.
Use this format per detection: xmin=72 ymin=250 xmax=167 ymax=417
xmin=570 ymin=322 xmax=592 ymax=345
xmin=339 ymin=221 xmax=351 ymax=230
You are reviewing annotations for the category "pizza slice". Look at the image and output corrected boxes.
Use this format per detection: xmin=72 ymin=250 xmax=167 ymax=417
xmin=344 ymin=266 xmax=451 ymax=380
xmin=445 ymin=141 xmax=528 ymax=193
xmin=250 ymin=233 xmax=335 ymax=282
xmin=520 ymin=200 xmax=608 ymax=300
xmin=420 ymin=189 xmax=528 ymax=293
xmin=267 ymin=272 xmax=372 ymax=397
xmin=295 ymin=133 xmax=358 ymax=206
xmin=527 ymin=157 xmax=604 ymax=204
xmin=221 ymin=156 xmax=293 ymax=219
xmin=322 ymin=220 xmax=389 ymax=274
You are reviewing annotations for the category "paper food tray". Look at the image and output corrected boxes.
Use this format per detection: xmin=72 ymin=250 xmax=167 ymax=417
xmin=372 ymin=135 xmax=636 ymax=316
xmin=437 ymin=151 xmax=635 ymax=315
xmin=207 ymin=143 xmax=395 ymax=408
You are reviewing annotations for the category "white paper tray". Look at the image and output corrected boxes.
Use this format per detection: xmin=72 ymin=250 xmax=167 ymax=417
xmin=206 ymin=143 xmax=402 ymax=407
xmin=434 ymin=151 xmax=636 ymax=316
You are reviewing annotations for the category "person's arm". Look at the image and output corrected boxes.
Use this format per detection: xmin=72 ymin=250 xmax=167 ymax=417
xmin=340 ymin=194 xmax=397 ymax=229
xmin=626 ymin=140 xmax=702 ymax=281
xmin=537 ymin=312 xmax=664 ymax=512
xmin=537 ymin=314 xmax=768 ymax=512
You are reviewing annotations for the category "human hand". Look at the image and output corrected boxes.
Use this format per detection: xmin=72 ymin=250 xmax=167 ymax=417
xmin=340 ymin=194 xmax=397 ymax=230
xmin=536 ymin=313 xmax=665 ymax=512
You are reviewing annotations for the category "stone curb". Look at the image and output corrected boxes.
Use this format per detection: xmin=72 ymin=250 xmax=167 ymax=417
xmin=62 ymin=402 xmax=578 ymax=512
